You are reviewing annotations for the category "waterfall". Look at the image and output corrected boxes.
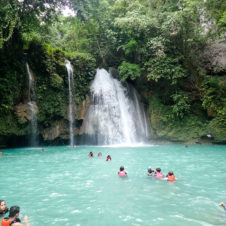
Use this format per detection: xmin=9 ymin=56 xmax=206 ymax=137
xmin=66 ymin=60 xmax=75 ymax=146
xmin=82 ymin=68 xmax=150 ymax=145
xmin=26 ymin=63 xmax=38 ymax=147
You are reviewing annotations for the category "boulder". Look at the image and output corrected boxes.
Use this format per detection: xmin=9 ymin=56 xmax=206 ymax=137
xmin=202 ymin=39 xmax=226 ymax=75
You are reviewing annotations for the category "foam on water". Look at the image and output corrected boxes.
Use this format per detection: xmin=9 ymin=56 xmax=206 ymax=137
xmin=0 ymin=145 xmax=226 ymax=226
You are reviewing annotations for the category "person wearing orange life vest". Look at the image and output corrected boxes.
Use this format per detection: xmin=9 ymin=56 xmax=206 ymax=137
xmin=166 ymin=171 xmax=176 ymax=181
xmin=118 ymin=166 xmax=127 ymax=177
xmin=1 ymin=206 xmax=29 ymax=226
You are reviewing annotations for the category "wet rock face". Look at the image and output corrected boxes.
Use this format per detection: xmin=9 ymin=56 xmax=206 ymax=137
xmin=41 ymin=97 xmax=91 ymax=142
xmin=202 ymin=39 xmax=226 ymax=75
xmin=15 ymin=102 xmax=38 ymax=123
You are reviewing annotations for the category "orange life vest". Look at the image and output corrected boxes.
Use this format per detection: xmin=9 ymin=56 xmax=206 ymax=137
xmin=167 ymin=175 xmax=176 ymax=181
xmin=1 ymin=218 xmax=11 ymax=226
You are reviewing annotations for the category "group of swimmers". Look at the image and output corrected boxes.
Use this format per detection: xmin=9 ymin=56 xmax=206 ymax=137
xmin=117 ymin=166 xmax=176 ymax=181
xmin=88 ymin=152 xmax=175 ymax=180
xmin=147 ymin=167 xmax=176 ymax=181
xmin=88 ymin=152 xmax=112 ymax=161
xmin=0 ymin=200 xmax=29 ymax=226
xmin=87 ymin=153 xmax=226 ymax=213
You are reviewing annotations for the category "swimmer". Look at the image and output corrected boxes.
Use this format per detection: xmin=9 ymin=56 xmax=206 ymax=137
xmin=98 ymin=152 xmax=102 ymax=157
xmin=219 ymin=202 xmax=226 ymax=212
xmin=147 ymin=167 xmax=154 ymax=176
xmin=88 ymin=152 xmax=93 ymax=157
xmin=1 ymin=206 xmax=29 ymax=226
xmin=166 ymin=171 xmax=176 ymax=181
xmin=185 ymin=144 xmax=188 ymax=148
xmin=106 ymin=155 xmax=111 ymax=161
xmin=0 ymin=152 xmax=3 ymax=155
xmin=40 ymin=148 xmax=44 ymax=152
xmin=0 ymin=200 xmax=8 ymax=217
xmin=154 ymin=168 xmax=164 ymax=178
xmin=207 ymin=134 xmax=212 ymax=138
xmin=118 ymin=166 xmax=127 ymax=177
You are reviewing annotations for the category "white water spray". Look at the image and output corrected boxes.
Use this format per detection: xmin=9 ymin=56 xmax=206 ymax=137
xmin=26 ymin=63 xmax=38 ymax=147
xmin=82 ymin=68 xmax=150 ymax=145
xmin=66 ymin=60 xmax=75 ymax=146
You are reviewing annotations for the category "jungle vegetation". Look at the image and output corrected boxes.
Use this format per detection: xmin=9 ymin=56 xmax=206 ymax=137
xmin=0 ymin=0 xmax=225 ymax=145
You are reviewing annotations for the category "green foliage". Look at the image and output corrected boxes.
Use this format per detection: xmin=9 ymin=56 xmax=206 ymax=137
xmin=200 ymin=76 xmax=226 ymax=118
xmin=124 ymin=40 xmax=138 ymax=56
xmin=0 ymin=0 xmax=225 ymax=144
xmin=51 ymin=73 xmax=63 ymax=88
xmin=205 ymin=0 xmax=226 ymax=33
xmin=27 ymin=40 xmax=96 ymax=127
xmin=148 ymin=96 xmax=207 ymax=142
xmin=0 ymin=1 xmax=19 ymax=48
xmin=171 ymin=92 xmax=191 ymax=118
xmin=119 ymin=61 xmax=141 ymax=82
xmin=145 ymin=56 xmax=186 ymax=84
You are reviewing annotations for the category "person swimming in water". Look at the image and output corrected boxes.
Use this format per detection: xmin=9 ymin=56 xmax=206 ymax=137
xmin=1 ymin=206 xmax=29 ymax=226
xmin=106 ymin=155 xmax=111 ymax=161
xmin=118 ymin=166 xmax=127 ymax=177
xmin=0 ymin=200 xmax=8 ymax=217
xmin=154 ymin=168 xmax=164 ymax=178
xmin=166 ymin=171 xmax=176 ymax=181
xmin=147 ymin=167 xmax=155 ymax=176
xmin=98 ymin=152 xmax=102 ymax=157
xmin=88 ymin=152 xmax=93 ymax=157
xmin=219 ymin=202 xmax=226 ymax=211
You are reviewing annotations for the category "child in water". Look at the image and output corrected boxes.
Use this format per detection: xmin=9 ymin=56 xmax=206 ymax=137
xmin=147 ymin=167 xmax=155 ymax=176
xmin=88 ymin=152 xmax=93 ymax=157
xmin=154 ymin=168 xmax=164 ymax=178
xmin=166 ymin=171 xmax=176 ymax=181
xmin=106 ymin=155 xmax=111 ymax=161
xmin=219 ymin=202 xmax=226 ymax=211
xmin=118 ymin=166 xmax=127 ymax=177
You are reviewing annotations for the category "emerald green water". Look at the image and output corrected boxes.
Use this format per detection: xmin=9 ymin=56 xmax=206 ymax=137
xmin=1 ymin=145 xmax=226 ymax=226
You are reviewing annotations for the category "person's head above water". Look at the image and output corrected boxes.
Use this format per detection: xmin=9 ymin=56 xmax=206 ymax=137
xmin=106 ymin=155 xmax=111 ymax=161
xmin=147 ymin=167 xmax=154 ymax=173
xmin=88 ymin=152 xmax=93 ymax=157
xmin=120 ymin=166 xmax=125 ymax=171
xmin=0 ymin=200 xmax=8 ymax=212
xmin=9 ymin=206 xmax=20 ymax=218
xmin=168 ymin=171 xmax=174 ymax=176
xmin=156 ymin=168 xmax=161 ymax=172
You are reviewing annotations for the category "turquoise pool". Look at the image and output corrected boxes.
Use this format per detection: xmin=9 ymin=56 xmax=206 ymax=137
xmin=1 ymin=145 xmax=226 ymax=225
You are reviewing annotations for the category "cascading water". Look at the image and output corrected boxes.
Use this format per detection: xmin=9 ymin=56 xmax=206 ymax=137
xmin=26 ymin=63 xmax=38 ymax=147
xmin=66 ymin=60 xmax=75 ymax=146
xmin=82 ymin=68 xmax=150 ymax=145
